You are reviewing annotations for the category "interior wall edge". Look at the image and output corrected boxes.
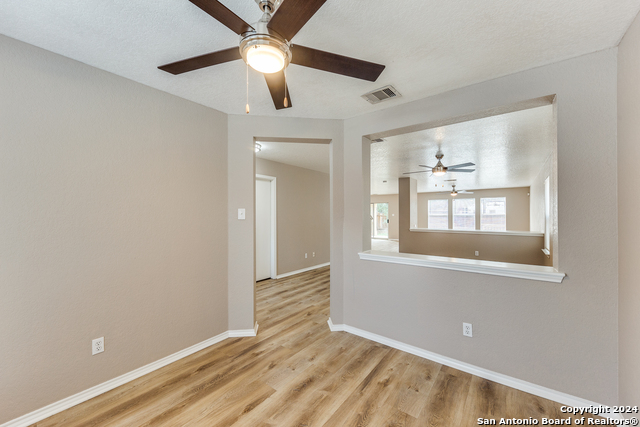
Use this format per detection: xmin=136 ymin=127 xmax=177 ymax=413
xmin=616 ymin=3 xmax=640 ymax=408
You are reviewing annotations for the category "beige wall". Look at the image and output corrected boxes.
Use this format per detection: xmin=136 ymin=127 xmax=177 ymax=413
xmin=400 ymin=180 xmax=545 ymax=265
xmin=400 ymin=230 xmax=546 ymax=265
xmin=617 ymin=9 xmax=640 ymax=408
xmin=256 ymin=158 xmax=330 ymax=275
xmin=0 ymin=36 xmax=229 ymax=423
xmin=417 ymin=187 xmax=531 ymax=231
xmin=370 ymin=194 xmax=399 ymax=240
xmin=343 ymin=48 xmax=618 ymax=404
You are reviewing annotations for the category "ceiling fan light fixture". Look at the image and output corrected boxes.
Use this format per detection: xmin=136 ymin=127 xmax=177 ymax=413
xmin=246 ymin=44 xmax=286 ymax=73
xmin=240 ymin=19 xmax=291 ymax=75
xmin=432 ymin=155 xmax=447 ymax=176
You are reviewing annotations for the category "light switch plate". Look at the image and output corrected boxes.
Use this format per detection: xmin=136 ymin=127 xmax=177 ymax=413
xmin=238 ymin=208 xmax=245 ymax=220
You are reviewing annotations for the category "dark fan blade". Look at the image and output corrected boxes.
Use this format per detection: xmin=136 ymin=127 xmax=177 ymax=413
xmin=403 ymin=171 xmax=429 ymax=175
xmin=267 ymin=0 xmax=327 ymax=41
xmin=189 ymin=0 xmax=254 ymax=35
xmin=447 ymin=169 xmax=475 ymax=173
xmin=446 ymin=162 xmax=475 ymax=169
xmin=264 ymin=70 xmax=292 ymax=110
xmin=418 ymin=165 xmax=435 ymax=169
xmin=290 ymin=45 xmax=385 ymax=82
xmin=158 ymin=47 xmax=241 ymax=75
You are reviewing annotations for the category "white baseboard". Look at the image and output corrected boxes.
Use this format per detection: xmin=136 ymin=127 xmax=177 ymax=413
xmin=2 ymin=330 xmax=241 ymax=427
xmin=228 ymin=322 xmax=259 ymax=337
xmin=276 ymin=262 xmax=330 ymax=279
xmin=326 ymin=318 xmax=622 ymax=421
xmin=327 ymin=318 xmax=344 ymax=332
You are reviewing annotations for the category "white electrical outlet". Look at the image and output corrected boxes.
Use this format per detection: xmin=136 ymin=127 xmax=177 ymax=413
xmin=305 ymin=253 xmax=308 ymax=258
xmin=92 ymin=337 xmax=104 ymax=355
xmin=475 ymin=251 xmax=479 ymax=256
xmin=463 ymin=323 xmax=473 ymax=337
xmin=312 ymin=252 xmax=315 ymax=257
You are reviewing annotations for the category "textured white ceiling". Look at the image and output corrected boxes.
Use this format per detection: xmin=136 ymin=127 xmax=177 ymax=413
xmin=256 ymin=141 xmax=330 ymax=174
xmin=1 ymin=0 xmax=639 ymax=119
xmin=370 ymin=105 xmax=555 ymax=195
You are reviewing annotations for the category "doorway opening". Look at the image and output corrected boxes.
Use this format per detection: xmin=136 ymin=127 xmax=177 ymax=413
xmin=254 ymin=138 xmax=331 ymax=279
xmin=371 ymin=202 xmax=389 ymax=239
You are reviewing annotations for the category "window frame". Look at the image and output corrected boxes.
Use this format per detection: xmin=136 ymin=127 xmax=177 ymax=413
xmin=452 ymin=198 xmax=476 ymax=230
xmin=480 ymin=197 xmax=507 ymax=231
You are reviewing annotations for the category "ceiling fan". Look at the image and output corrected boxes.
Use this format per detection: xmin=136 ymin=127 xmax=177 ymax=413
xmin=403 ymin=153 xmax=475 ymax=176
xmin=158 ymin=0 xmax=386 ymax=110
xmin=439 ymin=184 xmax=473 ymax=197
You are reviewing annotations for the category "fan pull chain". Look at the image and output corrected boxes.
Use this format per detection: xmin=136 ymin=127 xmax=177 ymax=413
xmin=246 ymin=63 xmax=250 ymax=114
xmin=283 ymin=68 xmax=289 ymax=108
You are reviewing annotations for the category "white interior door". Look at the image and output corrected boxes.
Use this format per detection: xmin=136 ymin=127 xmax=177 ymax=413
xmin=256 ymin=178 xmax=272 ymax=281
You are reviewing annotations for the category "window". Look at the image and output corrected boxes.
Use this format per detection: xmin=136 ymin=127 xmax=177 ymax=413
xmin=453 ymin=198 xmax=475 ymax=230
xmin=481 ymin=197 xmax=506 ymax=231
xmin=428 ymin=199 xmax=448 ymax=229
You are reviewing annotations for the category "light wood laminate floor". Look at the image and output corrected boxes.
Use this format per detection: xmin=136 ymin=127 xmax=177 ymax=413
xmin=31 ymin=266 xmax=600 ymax=426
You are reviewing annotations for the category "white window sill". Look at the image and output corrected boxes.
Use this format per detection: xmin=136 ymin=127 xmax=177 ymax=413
xmin=358 ymin=250 xmax=565 ymax=283
xmin=410 ymin=228 xmax=544 ymax=237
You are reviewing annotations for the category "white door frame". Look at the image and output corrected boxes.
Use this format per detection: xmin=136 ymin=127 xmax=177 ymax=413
xmin=256 ymin=174 xmax=277 ymax=279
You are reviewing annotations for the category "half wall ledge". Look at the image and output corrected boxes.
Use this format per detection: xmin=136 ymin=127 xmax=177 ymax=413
xmin=358 ymin=250 xmax=565 ymax=283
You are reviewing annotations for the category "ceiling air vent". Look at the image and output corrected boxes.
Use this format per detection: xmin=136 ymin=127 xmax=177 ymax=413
xmin=361 ymin=85 xmax=401 ymax=104
xmin=370 ymin=138 xmax=384 ymax=143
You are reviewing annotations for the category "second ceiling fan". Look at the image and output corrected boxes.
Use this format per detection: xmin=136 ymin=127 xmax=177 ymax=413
xmin=404 ymin=153 xmax=476 ymax=176
xmin=440 ymin=184 xmax=473 ymax=196
xmin=158 ymin=0 xmax=386 ymax=110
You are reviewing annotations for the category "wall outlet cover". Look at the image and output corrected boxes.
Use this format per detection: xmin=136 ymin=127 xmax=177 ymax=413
xmin=463 ymin=323 xmax=473 ymax=337
xmin=92 ymin=337 xmax=104 ymax=355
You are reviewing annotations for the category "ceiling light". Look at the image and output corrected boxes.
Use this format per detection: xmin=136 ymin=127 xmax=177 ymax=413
xmin=246 ymin=44 xmax=285 ymax=73
xmin=432 ymin=156 xmax=447 ymax=176
xmin=240 ymin=14 xmax=291 ymax=75
xmin=451 ymin=190 xmax=457 ymax=196
xmin=255 ymin=143 xmax=262 ymax=152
